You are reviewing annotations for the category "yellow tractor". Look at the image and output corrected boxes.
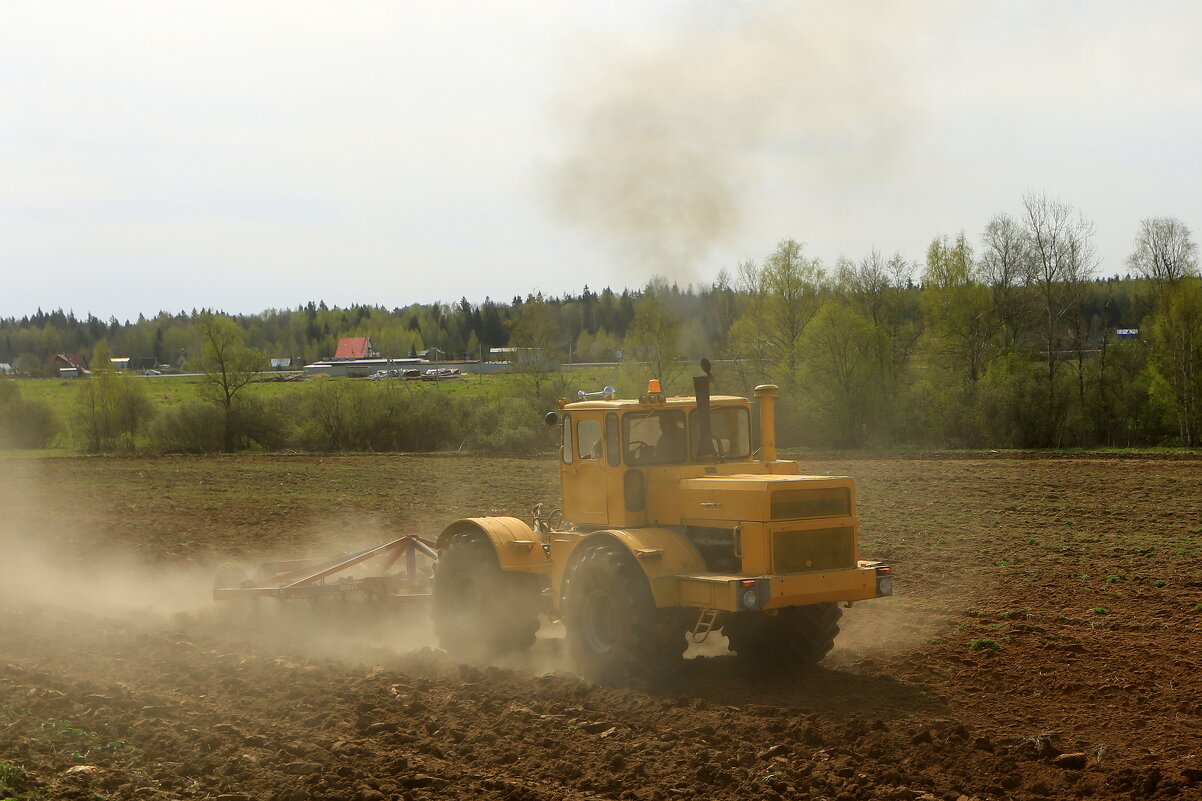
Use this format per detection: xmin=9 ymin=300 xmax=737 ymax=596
xmin=432 ymin=365 xmax=892 ymax=683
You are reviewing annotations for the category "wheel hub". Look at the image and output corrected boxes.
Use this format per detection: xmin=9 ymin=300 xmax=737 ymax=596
xmin=583 ymin=589 xmax=618 ymax=654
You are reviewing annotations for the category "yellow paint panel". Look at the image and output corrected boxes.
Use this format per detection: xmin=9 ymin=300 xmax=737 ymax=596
xmin=437 ymin=517 xmax=550 ymax=574
xmin=671 ymin=566 xmax=882 ymax=612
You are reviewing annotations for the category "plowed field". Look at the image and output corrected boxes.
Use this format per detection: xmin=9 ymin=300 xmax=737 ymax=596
xmin=2 ymin=453 xmax=1201 ymax=800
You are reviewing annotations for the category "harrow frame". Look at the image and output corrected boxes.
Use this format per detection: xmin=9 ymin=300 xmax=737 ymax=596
xmin=212 ymin=535 xmax=437 ymax=603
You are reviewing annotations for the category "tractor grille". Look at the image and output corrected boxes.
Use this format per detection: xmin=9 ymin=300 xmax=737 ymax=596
xmin=771 ymin=488 xmax=850 ymax=520
xmin=772 ymin=526 xmax=855 ymax=574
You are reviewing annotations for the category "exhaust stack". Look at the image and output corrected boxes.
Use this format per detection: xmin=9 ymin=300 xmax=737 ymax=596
xmin=754 ymin=384 xmax=779 ymax=463
xmin=693 ymin=373 xmax=715 ymax=459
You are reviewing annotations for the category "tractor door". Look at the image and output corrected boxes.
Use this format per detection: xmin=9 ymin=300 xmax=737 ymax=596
xmin=605 ymin=412 xmax=643 ymax=527
xmin=562 ymin=414 xmax=608 ymax=524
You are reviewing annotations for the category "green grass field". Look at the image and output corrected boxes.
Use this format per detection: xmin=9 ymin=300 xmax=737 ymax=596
xmin=5 ymin=365 xmax=637 ymax=454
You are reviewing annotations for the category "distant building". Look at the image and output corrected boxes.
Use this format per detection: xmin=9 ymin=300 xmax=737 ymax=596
xmin=303 ymin=357 xmax=422 ymax=378
xmin=0 ymin=363 xmax=11 ymax=374
xmin=333 ymin=337 xmax=377 ymax=360
xmin=53 ymin=353 xmax=90 ymax=374
xmin=488 ymin=347 xmax=538 ymax=360
xmin=110 ymin=357 xmax=131 ymax=370
xmin=270 ymin=357 xmax=293 ymax=369
xmin=1116 ymin=328 xmax=1139 ymax=341
xmin=301 ymin=356 xmax=512 ymax=378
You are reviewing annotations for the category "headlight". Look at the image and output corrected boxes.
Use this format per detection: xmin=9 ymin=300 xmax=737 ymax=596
xmin=741 ymin=589 xmax=759 ymax=609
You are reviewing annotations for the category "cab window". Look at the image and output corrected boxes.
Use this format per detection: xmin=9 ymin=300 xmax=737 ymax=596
xmin=562 ymin=414 xmax=573 ymax=464
xmin=689 ymin=406 xmax=751 ymax=460
xmin=605 ymin=414 xmax=621 ymax=466
xmin=577 ymin=418 xmax=602 ymax=461
xmin=623 ymin=409 xmax=688 ymax=465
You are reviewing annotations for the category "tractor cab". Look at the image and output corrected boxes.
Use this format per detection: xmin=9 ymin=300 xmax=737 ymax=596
xmin=552 ymin=377 xmax=787 ymax=530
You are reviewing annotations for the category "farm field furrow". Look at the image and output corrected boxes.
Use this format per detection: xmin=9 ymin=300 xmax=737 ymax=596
xmin=1 ymin=453 xmax=1200 ymax=800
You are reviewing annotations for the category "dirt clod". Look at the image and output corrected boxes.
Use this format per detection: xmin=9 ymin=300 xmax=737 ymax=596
xmin=282 ymin=761 xmax=324 ymax=775
xmin=1051 ymin=753 xmax=1088 ymax=770
xmin=757 ymin=744 xmax=790 ymax=760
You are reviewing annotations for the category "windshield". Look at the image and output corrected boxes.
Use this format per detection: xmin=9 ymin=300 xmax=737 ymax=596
xmin=689 ymin=406 xmax=751 ymax=460
xmin=622 ymin=410 xmax=687 ymax=465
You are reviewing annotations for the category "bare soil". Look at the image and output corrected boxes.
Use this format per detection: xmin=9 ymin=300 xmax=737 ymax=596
xmin=2 ymin=452 xmax=1201 ymax=800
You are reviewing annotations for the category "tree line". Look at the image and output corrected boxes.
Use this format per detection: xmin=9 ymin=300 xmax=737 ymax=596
xmin=1 ymin=193 xmax=1199 ymax=451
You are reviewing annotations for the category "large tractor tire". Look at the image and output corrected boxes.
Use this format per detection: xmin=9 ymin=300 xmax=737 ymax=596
xmin=432 ymin=533 xmax=541 ymax=663
xmin=723 ymin=602 xmax=842 ymax=668
xmin=562 ymin=542 xmax=686 ymax=685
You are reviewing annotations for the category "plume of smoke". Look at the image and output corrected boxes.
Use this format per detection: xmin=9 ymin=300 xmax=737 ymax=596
xmin=544 ymin=1 xmax=935 ymax=284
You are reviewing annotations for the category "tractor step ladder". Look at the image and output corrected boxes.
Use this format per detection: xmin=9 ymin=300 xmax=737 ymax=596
xmin=690 ymin=608 xmax=719 ymax=644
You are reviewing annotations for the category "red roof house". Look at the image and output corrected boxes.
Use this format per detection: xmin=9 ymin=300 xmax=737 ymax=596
xmin=53 ymin=353 xmax=90 ymax=370
xmin=333 ymin=337 xmax=375 ymax=360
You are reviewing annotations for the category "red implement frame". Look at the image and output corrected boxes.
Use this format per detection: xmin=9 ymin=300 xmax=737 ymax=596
xmin=212 ymin=535 xmax=437 ymax=602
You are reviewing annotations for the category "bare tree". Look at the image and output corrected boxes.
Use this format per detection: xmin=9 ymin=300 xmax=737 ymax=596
xmin=979 ymin=213 xmax=1032 ymax=351
xmin=837 ymin=249 xmax=920 ymax=377
xmin=838 ymin=251 xmax=890 ymax=328
xmin=1128 ymin=219 xmax=1202 ymax=445
xmin=1021 ymin=193 xmax=1097 ymax=436
xmin=728 ymin=257 xmax=773 ymax=392
xmin=1127 ymin=217 xmax=1198 ymax=297
xmin=885 ymin=253 xmax=922 ymax=368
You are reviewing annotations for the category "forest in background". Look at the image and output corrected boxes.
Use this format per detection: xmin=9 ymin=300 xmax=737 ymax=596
xmin=2 ymin=196 xmax=1200 ymax=452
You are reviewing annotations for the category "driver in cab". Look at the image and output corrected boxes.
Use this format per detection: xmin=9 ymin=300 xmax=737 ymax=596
xmin=656 ymin=415 xmax=687 ymax=462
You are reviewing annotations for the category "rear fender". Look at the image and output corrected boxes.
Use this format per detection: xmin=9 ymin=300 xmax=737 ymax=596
xmin=437 ymin=517 xmax=549 ymax=574
xmin=558 ymin=528 xmax=705 ymax=608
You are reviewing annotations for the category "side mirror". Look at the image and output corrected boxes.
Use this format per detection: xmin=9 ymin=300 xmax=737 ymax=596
xmin=544 ymin=411 xmax=562 ymax=427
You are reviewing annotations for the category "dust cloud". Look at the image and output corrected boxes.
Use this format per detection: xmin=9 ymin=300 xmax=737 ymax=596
xmin=828 ymin=596 xmax=953 ymax=666
xmin=544 ymin=1 xmax=939 ymax=283
xmin=0 ymin=459 xmax=439 ymax=665
xmin=0 ymin=461 xmax=211 ymax=620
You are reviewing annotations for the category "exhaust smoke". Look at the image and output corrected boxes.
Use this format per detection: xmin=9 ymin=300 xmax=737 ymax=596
xmin=544 ymin=1 xmax=937 ymax=283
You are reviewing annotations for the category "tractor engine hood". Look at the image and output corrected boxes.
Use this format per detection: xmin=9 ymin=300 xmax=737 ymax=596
xmin=676 ymin=473 xmax=856 ymax=524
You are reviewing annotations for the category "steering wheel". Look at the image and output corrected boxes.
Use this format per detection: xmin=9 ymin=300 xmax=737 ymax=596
xmin=627 ymin=440 xmax=651 ymax=463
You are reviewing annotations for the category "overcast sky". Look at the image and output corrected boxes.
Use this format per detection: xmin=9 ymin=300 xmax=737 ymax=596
xmin=2 ymin=1 xmax=1200 ymax=321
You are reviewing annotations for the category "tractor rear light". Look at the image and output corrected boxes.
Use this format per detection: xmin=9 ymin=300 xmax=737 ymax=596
xmin=876 ymin=566 xmax=893 ymax=597
xmin=735 ymin=577 xmax=769 ymax=610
